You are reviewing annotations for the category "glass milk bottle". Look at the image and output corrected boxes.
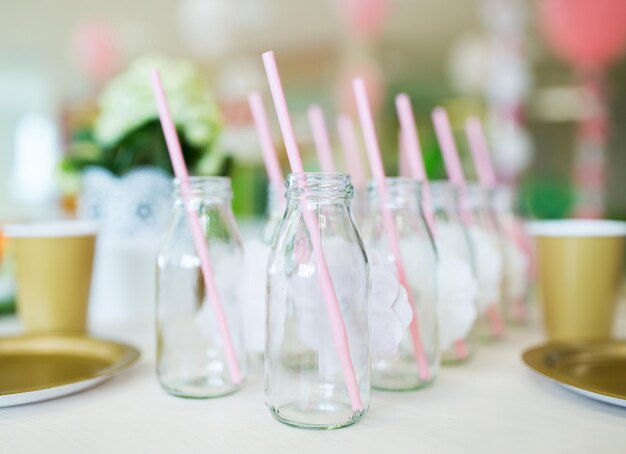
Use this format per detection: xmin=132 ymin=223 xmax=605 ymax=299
xmin=351 ymin=186 xmax=369 ymax=231
xmin=266 ymin=172 xmax=370 ymax=429
xmin=364 ymin=177 xmax=439 ymax=390
xmin=465 ymin=183 xmax=505 ymax=340
xmin=430 ymin=181 xmax=479 ymax=364
xmin=157 ymin=177 xmax=247 ymax=397
xmin=263 ymin=184 xmax=286 ymax=245
xmin=492 ymin=185 xmax=531 ymax=324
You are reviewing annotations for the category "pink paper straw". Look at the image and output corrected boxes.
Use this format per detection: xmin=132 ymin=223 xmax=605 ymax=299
xmin=353 ymin=78 xmax=430 ymax=381
xmin=262 ymin=51 xmax=363 ymax=411
xmin=465 ymin=117 xmax=497 ymax=189
xmin=398 ymin=130 xmax=411 ymax=178
xmin=432 ymin=107 xmax=465 ymax=187
xmin=432 ymin=107 xmax=503 ymax=337
xmin=485 ymin=306 xmax=505 ymax=337
xmin=395 ymin=94 xmax=435 ymax=233
xmin=336 ymin=114 xmax=366 ymax=189
xmin=248 ymin=91 xmax=284 ymax=194
xmin=150 ymin=70 xmax=243 ymax=385
xmin=396 ymin=95 xmax=467 ymax=361
xmin=308 ymin=104 xmax=336 ymax=172
xmin=467 ymin=117 xmax=521 ymax=327
xmin=432 ymin=107 xmax=473 ymax=225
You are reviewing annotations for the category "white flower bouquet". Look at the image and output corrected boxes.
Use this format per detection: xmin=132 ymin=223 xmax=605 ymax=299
xmin=61 ymin=54 xmax=227 ymax=178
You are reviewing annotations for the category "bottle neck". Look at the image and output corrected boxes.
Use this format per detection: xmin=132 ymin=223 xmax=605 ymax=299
xmin=465 ymin=183 xmax=490 ymax=211
xmin=285 ymin=172 xmax=353 ymax=203
xmin=429 ymin=181 xmax=457 ymax=212
xmin=173 ymin=176 xmax=233 ymax=209
xmin=266 ymin=184 xmax=286 ymax=217
xmin=492 ymin=185 xmax=513 ymax=213
xmin=368 ymin=177 xmax=421 ymax=210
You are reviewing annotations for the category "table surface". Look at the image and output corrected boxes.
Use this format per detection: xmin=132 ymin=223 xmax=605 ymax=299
xmin=1 ymin=316 xmax=625 ymax=454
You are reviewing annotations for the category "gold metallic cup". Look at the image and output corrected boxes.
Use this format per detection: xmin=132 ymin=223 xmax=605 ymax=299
xmin=4 ymin=222 xmax=98 ymax=333
xmin=530 ymin=220 xmax=626 ymax=340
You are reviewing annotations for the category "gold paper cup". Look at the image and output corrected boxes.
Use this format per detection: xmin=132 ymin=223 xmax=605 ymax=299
xmin=4 ymin=221 xmax=99 ymax=333
xmin=529 ymin=220 xmax=626 ymax=341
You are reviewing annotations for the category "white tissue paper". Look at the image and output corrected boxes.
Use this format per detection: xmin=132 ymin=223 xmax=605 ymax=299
xmin=289 ymin=238 xmax=412 ymax=363
xmin=503 ymin=238 xmax=528 ymax=303
xmin=192 ymin=250 xmax=245 ymax=343
xmin=238 ymin=233 xmax=414 ymax=371
xmin=468 ymin=226 xmax=503 ymax=312
xmin=368 ymin=250 xmax=413 ymax=359
xmin=436 ymin=244 xmax=479 ymax=350
xmin=194 ymin=239 xmax=271 ymax=353
xmin=240 ymin=239 xmax=272 ymax=353
xmin=437 ymin=223 xmax=471 ymax=262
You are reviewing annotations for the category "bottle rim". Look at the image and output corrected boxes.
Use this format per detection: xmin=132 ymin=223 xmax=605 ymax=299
xmin=368 ymin=177 xmax=423 ymax=207
xmin=173 ymin=176 xmax=232 ymax=200
xmin=285 ymin=172 xmax=353 ymax=200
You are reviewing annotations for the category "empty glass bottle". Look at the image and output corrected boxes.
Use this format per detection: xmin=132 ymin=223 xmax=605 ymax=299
xmin=363 ymin=177 xmax=439 ymax=390
xmin=266 ymin=172 xmax=370 ymax=429
xmin=157 ymin=177 xmax=247 ymax=398
xmin=263 ymin=184 xmax=286 ymax=245
xmin=351 ymin=186 xmax=369 ymax=231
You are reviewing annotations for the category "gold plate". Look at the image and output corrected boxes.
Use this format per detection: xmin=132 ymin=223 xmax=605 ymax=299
xmin=0 ymin=333 xmax=140 ymax=407
xmin=522 ymin=340 xmax=626 ymax=407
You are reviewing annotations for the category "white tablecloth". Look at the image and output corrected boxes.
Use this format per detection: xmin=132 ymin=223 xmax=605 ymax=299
xmin=1 ymin=316 xmax=625 ymax=454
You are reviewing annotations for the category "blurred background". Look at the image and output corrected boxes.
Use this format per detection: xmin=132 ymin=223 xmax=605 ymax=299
xmin=1 ymin=0 xmax=626 ymax=221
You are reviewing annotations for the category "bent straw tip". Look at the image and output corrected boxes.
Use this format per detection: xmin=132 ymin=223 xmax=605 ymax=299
xmin=262 ymin=50 xmax=275 ymax=61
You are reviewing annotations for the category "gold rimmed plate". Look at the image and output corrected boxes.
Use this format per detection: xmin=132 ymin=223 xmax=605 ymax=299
xmin=522 ymin=340 xmax=626 ymax=408
xmin=0 ymin=333 xmax=140 ymax=408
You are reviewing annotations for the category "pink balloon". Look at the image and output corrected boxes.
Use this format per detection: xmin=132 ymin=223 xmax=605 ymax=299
xmin=70 ymin=18 xmax=123 ymax=83
xmin=539 ymin=0 xmax=626 ymax=70
xmin=336 ymin=0 xmax=390 ymax=41
xmin=335 ymin=59 xmax=386 ymax=118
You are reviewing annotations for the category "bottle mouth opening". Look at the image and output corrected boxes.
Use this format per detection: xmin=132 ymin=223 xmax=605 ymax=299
xmin=285 ymin=172 xmax=353 ymax=199
xmin=368 ymin=177 xmax=422 ymax=205
xmin=173 ymin=176 xmax=232 ymax=199
xmin=174 ymin=176 xmax=230 ymax=187
xmin=464 ymin=183 xmax=489 ymax=200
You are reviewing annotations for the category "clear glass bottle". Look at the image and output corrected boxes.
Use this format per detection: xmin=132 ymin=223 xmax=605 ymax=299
xmin=157 ymin=177 xmax=247 ymax=398
xmin=351 ymin=186 xmax=369 ymax=232
xmin=363 ymin=177 xmax=439 ymax=390
xmin=266 ymin=172 xmax=370 ymax=429
xmin=263 ymin=184 xmax=285 ymax=245
xmin=465 ymin=183 xmax=505 ymax=340
xmin=241 ymin=183 xmax=285 ymax=359
xmin=492 ymin=185 xmax=531 ymax=324
xmin=430 ymin=181 xmax=479 ymax=364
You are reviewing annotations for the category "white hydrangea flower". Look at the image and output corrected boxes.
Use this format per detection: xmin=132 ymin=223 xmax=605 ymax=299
xmin=95 ymin=54 xmax=221 ymax=150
